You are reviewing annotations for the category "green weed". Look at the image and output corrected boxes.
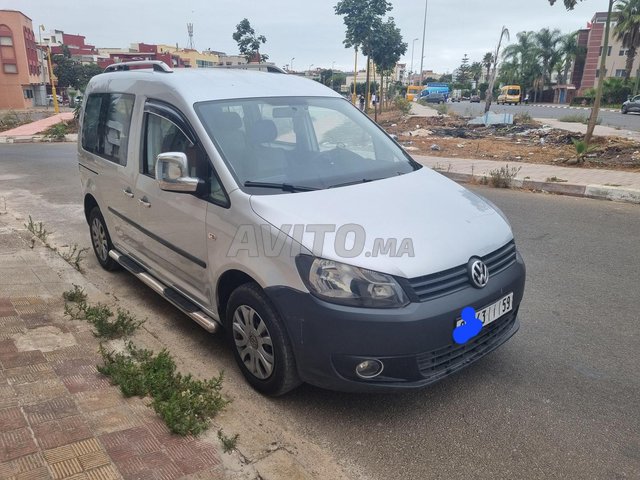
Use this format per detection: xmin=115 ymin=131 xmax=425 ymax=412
xmin=98 ymin=343 xmax=228 ymax=436
xmin=25 ymin=215 xmax=51 ymax=243
xmin=217 ymin=429 xmax=239 ymax=453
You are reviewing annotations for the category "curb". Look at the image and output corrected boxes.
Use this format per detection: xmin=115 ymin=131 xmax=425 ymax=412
xmin=528 ymin=104 xmax=619 ymax=113
xmin=439 ymin=171 xmax=640 ymax=205
xmin=0 ymin=133 xmax=77 ymax=144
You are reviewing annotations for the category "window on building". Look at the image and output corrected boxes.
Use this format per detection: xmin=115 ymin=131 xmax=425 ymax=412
xmin=615 ymin=69 xmax=627 ymax=77
xmin=595 ymin=68 xmax=608 ymax=78
xmin=599 ymin=46 xmax=613 ymax=56
xmin=619 ymin=49 xmax=627 ymax=56
xmin=0 ymin=35 xmax=12 ymax=46
xmin=3 ymin=63 xmax=17 ymax=74
xmin=226 ymin=62 xmax=232 ymax=65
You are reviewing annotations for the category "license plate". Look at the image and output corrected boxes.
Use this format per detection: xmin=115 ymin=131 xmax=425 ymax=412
xmin=456 ymin=293 xmax=514 ymax=328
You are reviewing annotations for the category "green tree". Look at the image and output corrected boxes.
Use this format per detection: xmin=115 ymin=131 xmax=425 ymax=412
xmin=549 ymin=0 xmax=612 ymax=144
xmin=369 ymin=16 xmax=407 ymax=115
xmin=558 ymin=32 xmax=583 ymax=84
xmin=482 ymin=52 xmax=494 ymax=81
xmin=78 ymin=64 xmax=103 ymax=91
xmin=503 ymin=31 xmax=539 ymax=93
xmin=470 ymin=61 xmax=483 ymax=91
xmin=335 ymin=0 xmax=392 ymax=106
xmin=52 ymin=54 xmax=81 ymax=90
xmin=535 ymin=27 xmax=562 ymax=92
xmin=232 ymin=19 xmax=268 ymax=63
xmin=614 ymin=0 xmax=640 ymax=82
xmin=456 ymin=54 xmax=471 ymax=85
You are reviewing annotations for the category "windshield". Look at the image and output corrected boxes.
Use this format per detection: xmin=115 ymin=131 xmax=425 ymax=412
xmin=195 ymin=97 xmax=420 ymax=194
xmin=507 ymin=89 xmax=520 ymax=96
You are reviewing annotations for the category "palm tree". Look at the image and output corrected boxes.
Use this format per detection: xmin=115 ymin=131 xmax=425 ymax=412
xmin=614 ymin=0 xmax=640 ymax=81
xmin=558 ymin=32 xmax=582 ymax=84
xmin=535 ymin=28 xmax=563 ymax=92
xmin=470 ymin=61 xmax=483 ymax=92
xmin=482 ymin=52 xmax=494 ymax=82
xmin=503 ymin=31 xmax=537 ymax=91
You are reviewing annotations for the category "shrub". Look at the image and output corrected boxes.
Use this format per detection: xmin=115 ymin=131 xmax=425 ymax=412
xmin=43 ymin=122 xmax=69 ymax=141
xmin=514 ymin=111 xmax=532 ymax=124
xmin=393 ymin=96 xmax=412 ymax=114
xmin=488 ymin=165 xmax=521 ymax=188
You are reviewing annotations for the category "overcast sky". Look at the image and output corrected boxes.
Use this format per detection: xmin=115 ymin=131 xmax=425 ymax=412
xmin=4 ymin=0 xmax=604 ymax=73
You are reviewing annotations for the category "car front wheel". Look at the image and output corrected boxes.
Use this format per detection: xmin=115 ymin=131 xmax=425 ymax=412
xmin=622 ymin=106 xmax=628 ymax=114
xmin=226 ymin=283 xmax=301 ymax=396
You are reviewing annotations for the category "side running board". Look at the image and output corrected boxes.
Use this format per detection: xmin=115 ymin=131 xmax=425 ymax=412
xmin=108 ymin=250 xmax=220 ymax=333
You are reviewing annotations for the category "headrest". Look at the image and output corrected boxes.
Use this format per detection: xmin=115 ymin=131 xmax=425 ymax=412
xmin=210 ymin=111 xmax=243 ymax=131
xmin=249 ymin=119 xmax=278 ymax=145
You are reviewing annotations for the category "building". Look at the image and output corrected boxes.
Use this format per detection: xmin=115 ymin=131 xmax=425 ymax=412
xmin=41 ymin=29 xmax=100 ymax=64
xmin=576 ymin=11 xmax=640 ymax=95
xmin=97 ymin=43 xmax=185 ymax=70
xmin=0 ymin=10 xmax=48 ymax=108
xmin=157 ymin=45 xmax=219 ymax=68
xmin=394 ymin=63 xmax=406 ymax=84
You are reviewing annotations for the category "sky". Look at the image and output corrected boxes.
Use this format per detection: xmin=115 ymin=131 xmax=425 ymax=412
xmin=3 ymin=0 xmax=605 ymax=73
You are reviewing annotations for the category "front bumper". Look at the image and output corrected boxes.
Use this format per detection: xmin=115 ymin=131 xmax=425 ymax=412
xmin=265 ymin=252 xmax=526 ymax=392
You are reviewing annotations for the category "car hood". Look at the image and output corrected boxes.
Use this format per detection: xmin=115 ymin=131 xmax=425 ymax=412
xmin=249 ymin=168 xmax=513 ymax=279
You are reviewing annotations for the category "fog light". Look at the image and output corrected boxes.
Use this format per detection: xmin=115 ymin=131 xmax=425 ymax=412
xmin=355 ymin=359 xmax=384 ymax=379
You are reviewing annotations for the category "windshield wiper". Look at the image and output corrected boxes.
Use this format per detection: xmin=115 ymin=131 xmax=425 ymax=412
xmin=244 ymin=181 xmax=319 ymax=192
xmin=328 ymin=175 xmax=400 ymax=189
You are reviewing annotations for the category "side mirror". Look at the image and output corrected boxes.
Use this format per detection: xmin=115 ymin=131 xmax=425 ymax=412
xmin=155 ymin=152 xmax=199 ymax=193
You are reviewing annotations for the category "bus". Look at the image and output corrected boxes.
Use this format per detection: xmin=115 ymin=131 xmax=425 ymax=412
xmin=497 ymin=85 xmax=521 ymax=105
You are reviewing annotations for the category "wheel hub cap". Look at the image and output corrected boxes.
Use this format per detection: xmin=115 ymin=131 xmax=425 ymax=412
xmin=232 ymin=305 xmax=274 ymax=380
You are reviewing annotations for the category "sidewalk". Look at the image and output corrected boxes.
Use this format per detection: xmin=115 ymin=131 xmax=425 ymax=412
xmin=0 ymin=225 xmax=226 ymax=479
xmin=415 ymin=155 xmax=640 ymax=204
xmin=0 ymin=113 xmax=75 ymax=143
xmin=534 ymin=118 xmax=640 ymax=142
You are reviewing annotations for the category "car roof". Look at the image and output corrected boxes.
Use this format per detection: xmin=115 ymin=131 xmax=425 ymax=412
xmin=86 ymin=68 xmax=343 ymax=104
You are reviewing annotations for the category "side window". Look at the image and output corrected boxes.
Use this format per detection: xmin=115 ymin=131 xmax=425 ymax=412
xmin=143 ymin=112 xmax=228 ymax=206
xmin=81 ymin=93 xmax=134 ymax=166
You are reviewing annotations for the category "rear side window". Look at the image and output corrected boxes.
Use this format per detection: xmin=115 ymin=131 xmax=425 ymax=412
xmin=81 ymin=93 xmax=135 ymax=166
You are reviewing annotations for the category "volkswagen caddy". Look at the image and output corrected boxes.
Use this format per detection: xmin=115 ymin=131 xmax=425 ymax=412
xmin=78 ymin=61 xmax=526 ymax=395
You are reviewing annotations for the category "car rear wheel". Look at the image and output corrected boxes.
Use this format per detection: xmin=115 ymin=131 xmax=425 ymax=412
xmin=226 ymin=283 xmax=301 ymax=396
xmin=88 ymin=207 xmax=120 ymax=271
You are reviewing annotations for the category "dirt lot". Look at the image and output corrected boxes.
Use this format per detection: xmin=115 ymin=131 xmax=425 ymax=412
xmin=377 ymin=110 xmax=640 ymax=171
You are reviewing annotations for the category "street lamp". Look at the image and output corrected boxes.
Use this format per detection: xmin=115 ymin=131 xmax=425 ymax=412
xmin=411 ymin=38 xmax=419 ymax=85
xmin=290 ymin=57 xmax=295 ymax=72
xmin=309 ymin=63 xmax=314 ymax=73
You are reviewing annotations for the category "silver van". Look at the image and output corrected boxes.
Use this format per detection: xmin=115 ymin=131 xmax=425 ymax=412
xmin=79 ymin=61 xmax=525 ymax=395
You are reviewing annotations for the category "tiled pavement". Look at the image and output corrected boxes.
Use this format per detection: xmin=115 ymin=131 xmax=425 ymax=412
xmin=0 ymin=229 xmax=225 ymax=480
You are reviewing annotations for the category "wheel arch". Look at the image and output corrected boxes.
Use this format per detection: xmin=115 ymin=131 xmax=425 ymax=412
xmin=216 ymin=269 xmax=259 ymax=321
xmin=84 ymin=194 xmax=99 ymax=225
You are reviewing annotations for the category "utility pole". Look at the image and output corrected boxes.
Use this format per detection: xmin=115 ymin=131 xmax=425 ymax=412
xmin=352 ymin=48 xmax=358 ymax=104
xmin=331 ymin=61 xmax=336 ymax=90
xmin=47 ymin=46 xmax=59 ymax=114
xmin=290 ymin=57 xmax=295 ymax=72
xmin=419 ymin=0 xmax=428 ymax=86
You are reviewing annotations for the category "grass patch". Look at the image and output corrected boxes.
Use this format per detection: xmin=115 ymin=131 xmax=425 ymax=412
xmin=59 ymin=244 xmax=89 ymax=272
xmin=514 ymin=111 xmax=532 ymax=124
xmin=558 ymin=114 xmax=601 ymax=125
xmin=62 ymin=289 xmax=144 ymax=339
xmin=42 ymin=122 xmax=69 ymax=141
xmin=25 ymin=215 xmax=51 ymax=243
xmin=435 ymin=103 xmax=449 ymax=116
xmin=217 ymin=429 xmax=239 ymax=453
xmin=487 ymin=165 xmax=522 ymax=188
xmin=98 ymin=343 xmax=228 ymax=436
xmin=393 ymin=97 xmax=412 ymax=115
xmin=546 ymin=176 xmax=568 ymax=183
xmin=62 ymin=284 xmax=87 ymax=304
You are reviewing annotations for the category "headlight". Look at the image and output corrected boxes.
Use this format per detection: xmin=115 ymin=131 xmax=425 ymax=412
xmin=295 ymin=256 xmax=409 ymax=308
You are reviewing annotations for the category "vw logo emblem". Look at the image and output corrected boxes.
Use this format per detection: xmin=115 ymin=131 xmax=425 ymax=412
xmin=468 ymin=258 xmax=489 ymax=288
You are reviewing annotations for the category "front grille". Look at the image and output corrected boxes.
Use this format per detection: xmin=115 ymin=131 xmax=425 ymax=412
xmin=406 ymin=241 xmax=517 ymax=302
xmin=416 ymin=309 xmax=517 ymax=380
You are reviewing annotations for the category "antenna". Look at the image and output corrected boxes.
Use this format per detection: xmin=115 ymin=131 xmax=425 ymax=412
xmin=187 ymin=23 xmax=194 ymax=50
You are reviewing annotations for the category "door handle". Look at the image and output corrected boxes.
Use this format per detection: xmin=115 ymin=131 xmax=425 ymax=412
xmin=138 ymin=198 xmax=151 ymax=208
xmin=122 ymin=188 xmax=134 ymax=198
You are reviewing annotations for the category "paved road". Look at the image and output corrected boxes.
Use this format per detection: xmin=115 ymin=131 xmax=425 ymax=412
xmin=1 ymin=143 xmax=639 ymax=480
xmin=447 ymin=101 xmax=640 ymax=131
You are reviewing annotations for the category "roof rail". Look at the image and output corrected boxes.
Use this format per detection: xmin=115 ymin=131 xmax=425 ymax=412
xmin=104 ymin=60 xmax=173 ymax=73
xmin=216 ymin=64 xmax=286 ymax=74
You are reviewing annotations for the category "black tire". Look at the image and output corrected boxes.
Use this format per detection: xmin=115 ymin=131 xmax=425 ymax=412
xmin=226 ymin=283 xmax=300 ymax=396
xmin=622 ymin=106 xmax=628 ymax=114
xmin=88 ymin=206 xmax=120 ymax=271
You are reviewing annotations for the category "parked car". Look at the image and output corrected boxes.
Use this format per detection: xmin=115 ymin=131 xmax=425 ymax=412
xmin=47 ymin=94 xmax=63 ymax=104
xmin=621 ymin=95 xmax=640 ymax=114
xmin=420 ymin=92 xmax=446 ymax=104
xmin=470 ymin=95 xmax=481 ymax=103
xmin=74 ymin=94 xmax=84 ymax=106
xmin=79 ymin=61 xmax=526 ymax=395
